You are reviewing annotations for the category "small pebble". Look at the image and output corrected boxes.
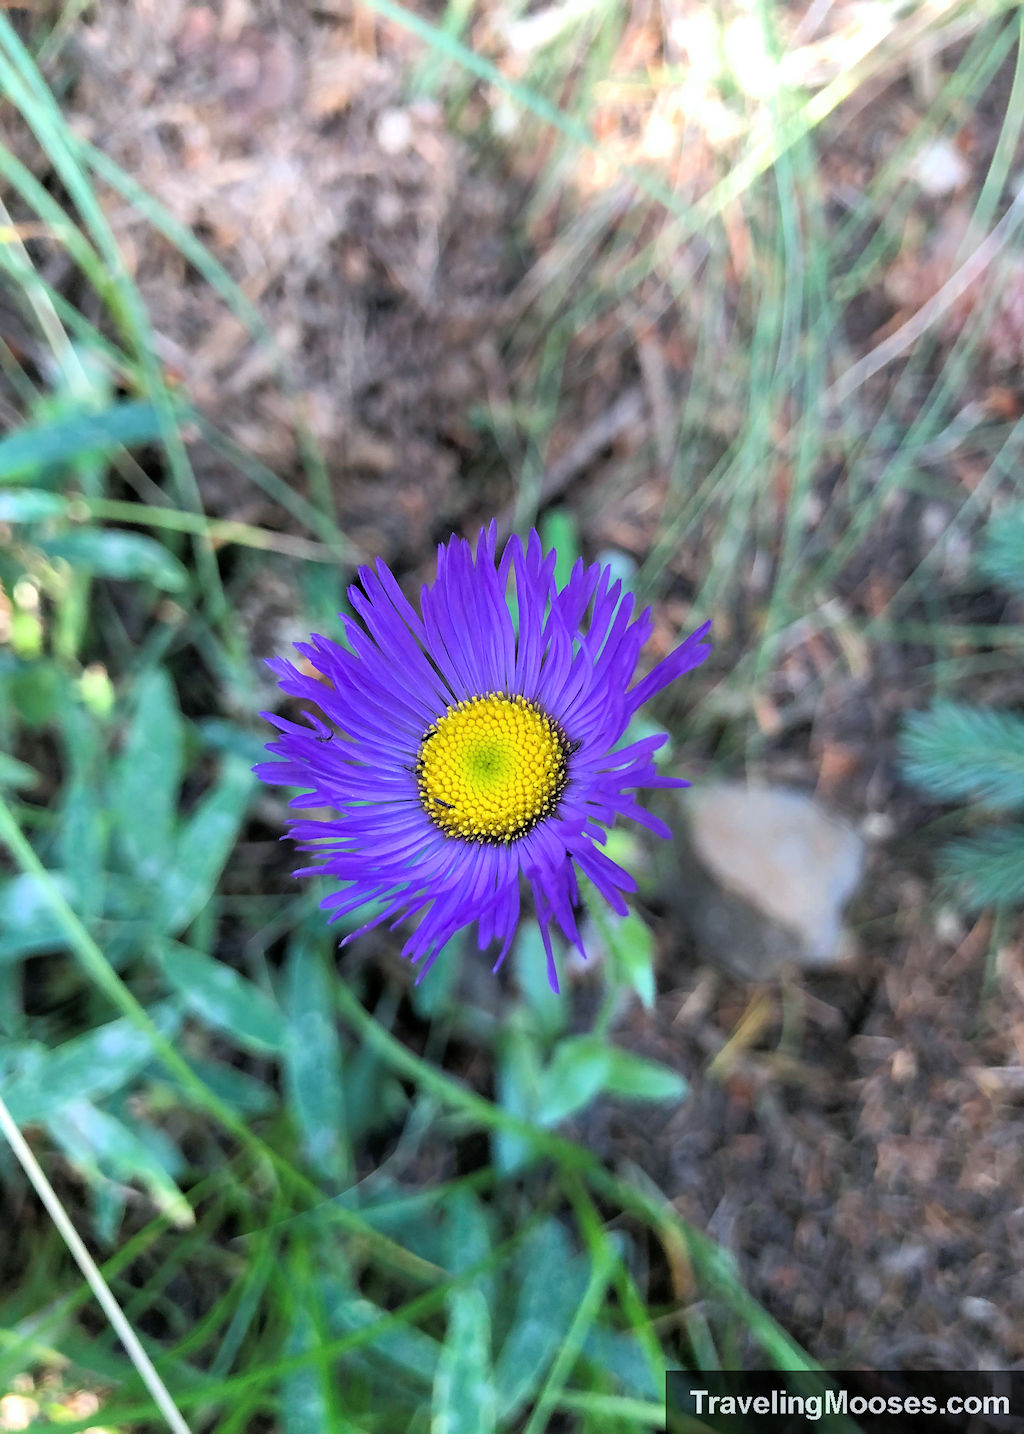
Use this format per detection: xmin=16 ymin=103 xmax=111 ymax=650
xmin=910 ymin=137 xmax=970 ymax=196
xmin=376 ymin=107 xmax=413 ymax=155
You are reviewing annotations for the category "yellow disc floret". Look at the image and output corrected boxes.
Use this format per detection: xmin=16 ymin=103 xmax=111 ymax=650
xmin=417 ymin=692 xmax=570 ymax=843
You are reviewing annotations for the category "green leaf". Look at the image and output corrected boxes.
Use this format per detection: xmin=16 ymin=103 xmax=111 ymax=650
xmin=322 ymin=1287 xmax=441 ymax=1386
xmin=0 ymin=400 xmax=168 ymax=484
xmin=0 ymin=488 xmax=69 ymax=522
xmin=344 ymin=1040 xmax=409 ymax=1143
xmin=91 ymin=1179 xmax=127 ymax=1247
xmin=433 ymin=1288 xmax=496 ymax=1434
xmin=0 ymin=753 xmax=39 ymax=790
xmin=333 ymin=1181 xmax=446 ymax=1268
xmin=47 ymin=1099 xmax=192 ymax=1227
xmin=3 ymin=659 xmax=66 ymax=727
xmin=0 ymin=966 xmax=22 ymax=1039
xmin=605 ymin=911 xmax=657 ymax=1010
xmin=0 ymin=871 xmax=76 ymax=964
xmin=540 ymin=507 xmax=580 ymax=589
xmin=410 ymin=936 xmax=460 ymax=1020
xmin=514 ymin=925 xmax=567 ymax=1041
xmin=443 ymin=1186 xmax=494 ymax=1312
xmin=197 ymin=718 xmax=272 ymax=768
xmin=158 ymin=753 xmax=254 ymax=932
xmin=582 ymin=1326 xmax=661 ymax=1399
xmin=281 ymin=1298 xmax=332 ymax=1434
xmin=157 ymin=940 xmax=287 ymax=1054
xmin=533 ymin=1035 xmax=684 ymax=1126
xmin=58 ymin=777 xmax=108 ymax=922
xmin=58 ymin=700 xmax=108 ymax=922
xmin=494 ymin=1219 xmax=589 ymax=1419
xmin=111 ymin=667 xmax=184 ymax=881
xmin=900 ymin=701 xmax=1024 ymax=811
xmin=601 ymin=1047 xmax=688 ymax=1104
xmin=494 ymin=1022 xmax=544 ymax=1173
xmin=1 ymin=1004 xmax=182 ymax=1124
xmin=170 ymin=1055 xmax=277 ymax=1115
xmin=536 ymin=1035 xmax=612 ymax=1127
xmin=283 ymin=934 xmax=350 ymax=1181
xmin=37 ymin=529 xmax=188 ymax=592
xmin=298 ymin=562 xmax=350 ymax=631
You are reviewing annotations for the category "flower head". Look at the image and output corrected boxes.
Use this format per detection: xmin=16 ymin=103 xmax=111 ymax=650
xmin=257 ymin=524 xmax=710 ymax=991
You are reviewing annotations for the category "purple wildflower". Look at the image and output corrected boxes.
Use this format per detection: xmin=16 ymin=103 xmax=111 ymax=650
xmin=257 ymin=524 xmax=710 ymax=991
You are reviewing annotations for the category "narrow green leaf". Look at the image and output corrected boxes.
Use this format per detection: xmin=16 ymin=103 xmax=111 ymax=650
xmin=443 ymin=1186 xmax=494 ymax=1312
xmin=0 ymin=753 xmax=39 ymax=790
xmin=283 ymin=934 xmax=350 ymax=1181
xmin=536 ymin=1035 xmax=612 ymax=1127
xmin=581 ymin=1326 xmax=662 ymax=1399
xmin=322 ymin=1288 xmax=441 ymax=1386
xmin=58 ymin=699 xmax=108 ymax=923
xmin=601 ymin=1047 xmax=688 ymax=1104
xmin=0 ymin=488 xmax=69 ymax=521
xmin=38 ymin=528 xmax=188 ymax=592
xmin=197 ymin=717 xmax=272 ymax=768
xmin=170 ymin=1055 xmax=277 ymax=1115
xmin=0 ymin=871 xmax=76 ymax=963
xmin=540 ymin=507 xmax=580 ymax=589
xmin=344 ymin=1039 xmax=409 ymax=1143
xmin=57 ymin=784 xmax=107 ymax=925
xmin=1 ymin=1004 xmax=182 ymax=1124
xmin=524 ymin=1240 xmax=617 ymax=1433
xmin=157 ymin=940 xmax=287 ymax=1054
xmin=0 ymin=966 xmax=22 ymax=1039
xmin=514 ymin=924 xmax=567 ymax=1041
xmin=605 ymin=912 xmax=657 ymax=1010
xmin=410 ymin=936 xmax=460 ymax=1019
xmin=494 ymin=1219 xmax=589 ymax=1419
xmin=494 ymin=1023 xmax=544 ymax=1172
xmin=281 ymin=1294 xmax=331 ymax=1434
xmin=331 ymin=1180 xmax=446 ymax=1268
xmin=433 ymin=1288 xmax=496 ymax=1434
xmin=111 ymin=667 xmax=184 ymax=881
xmin=91 ymin=1178 xmax=126 ymax=1248
xmin=0 ymin=400 xmax=167 ymax=484
xmin=158 ymin=753 xmax=254 ymax=932
xmin=47 ymin=1099 xmax=192 ymax=1227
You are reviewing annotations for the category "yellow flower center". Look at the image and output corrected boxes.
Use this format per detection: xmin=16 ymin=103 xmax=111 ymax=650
xmin=416 ymin=692 xmax=570 ymax=843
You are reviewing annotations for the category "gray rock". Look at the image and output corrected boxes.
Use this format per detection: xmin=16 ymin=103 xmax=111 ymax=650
xmin=659 ymin=782 xmax=867 ymax=980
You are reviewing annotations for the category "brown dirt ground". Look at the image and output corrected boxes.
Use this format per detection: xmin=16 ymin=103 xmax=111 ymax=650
xmin=6 ymin=0 xmax=1024 ymax=1382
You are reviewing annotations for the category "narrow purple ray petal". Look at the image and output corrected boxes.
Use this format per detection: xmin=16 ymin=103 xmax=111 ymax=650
xmin=627 ymin=620 xmax=712 ymax=712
